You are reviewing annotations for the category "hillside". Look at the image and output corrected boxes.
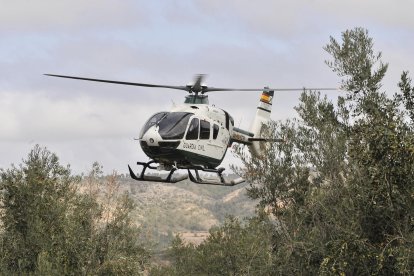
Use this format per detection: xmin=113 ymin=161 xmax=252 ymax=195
xmin=117 ymin=176 xmax=257 ymax=250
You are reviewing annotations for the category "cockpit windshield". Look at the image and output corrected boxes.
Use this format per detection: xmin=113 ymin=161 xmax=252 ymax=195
xmin=158 ymin=112 xmax=192 ymax=140
xmin=140 ymin=112 xmax=168 ymax=139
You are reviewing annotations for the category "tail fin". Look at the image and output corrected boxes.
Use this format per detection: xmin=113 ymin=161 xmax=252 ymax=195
xmin=249 ymin=87 xmax=274 ymax=157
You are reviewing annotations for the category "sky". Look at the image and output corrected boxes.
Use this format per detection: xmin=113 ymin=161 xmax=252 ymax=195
xmin=1 ymin=0 xmax=413 ymax=174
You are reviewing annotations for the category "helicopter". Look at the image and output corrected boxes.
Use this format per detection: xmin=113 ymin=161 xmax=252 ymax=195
xmin=45 ymin=73 xmax=334 ymax=186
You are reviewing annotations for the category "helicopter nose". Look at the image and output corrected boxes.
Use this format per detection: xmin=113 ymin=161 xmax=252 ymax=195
xmin=141 ymin=126 xmax=161 ymax=146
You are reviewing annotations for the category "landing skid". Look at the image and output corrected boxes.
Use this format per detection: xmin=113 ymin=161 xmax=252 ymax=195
xmin=187 ymin=167 xmax=244 ymax=186
xmin=128 ymin=161 xmax=245 ymax=186
xmin=128 ymin=161 xmax=188 ymax=183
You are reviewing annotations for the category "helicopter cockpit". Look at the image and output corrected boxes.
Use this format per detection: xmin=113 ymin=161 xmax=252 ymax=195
xmin=140 ymin=112 xmax=193 ymax=140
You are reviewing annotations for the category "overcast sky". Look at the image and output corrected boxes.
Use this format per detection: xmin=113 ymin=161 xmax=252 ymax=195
xmin=1 ymin=0 xmax=413 ymax=174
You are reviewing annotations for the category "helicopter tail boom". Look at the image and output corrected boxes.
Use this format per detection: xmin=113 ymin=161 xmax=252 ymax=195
xmin=231 ymin=127 xmax=284 ymax=145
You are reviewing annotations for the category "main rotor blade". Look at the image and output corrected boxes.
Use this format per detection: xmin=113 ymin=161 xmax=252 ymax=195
xmin=45 ymin=74 xmax=338 ymax=93
xmin=44 ymin=74 xmax=190 ymax=91
xmin=205 ymin=87 xmax=338 ymax=92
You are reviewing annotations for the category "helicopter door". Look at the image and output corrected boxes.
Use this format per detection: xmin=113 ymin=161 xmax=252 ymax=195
xmin=186 ymin=118 xmax=199 ymax=140
xmin=183 ymin=118 xmax=204 ymax=155
xmin=179 ymin=117 xmax=227 ymax=167
xmin=182 ymin=118 xmax=211 ymax=157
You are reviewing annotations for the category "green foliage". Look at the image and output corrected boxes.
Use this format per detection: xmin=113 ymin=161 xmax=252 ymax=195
xmin=230 ymin=27 xmax=414 ymax=275
xmin=0 ymin=145 xmax=77 ymax=273
xmin=397 ymin=71 xmax=414 ymax=123
xmin=324 ymin=27 xmax=388 ymax=96
xmin=0 ymin=145 xmax=149 ymax=275
xmin=151 ymin=215 xmax=274 ymax=275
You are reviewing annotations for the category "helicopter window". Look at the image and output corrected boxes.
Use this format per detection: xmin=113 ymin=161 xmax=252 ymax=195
xmin=213 ymin=124 xmax=219 ymax=139
xmin=224 ymin=110 xmax=230 ymax=130
xmin=186 ymin=118 xmax=199 ymax=140
xmin=229 ymin=116 xmax=234 ymax=126
xmin=140 ymin=111 xmax=168 ymax=138
xmin=158 ymin=112 xmax=193 ymax=140
xmin=200 ymin=120 xmax=210 ymax=140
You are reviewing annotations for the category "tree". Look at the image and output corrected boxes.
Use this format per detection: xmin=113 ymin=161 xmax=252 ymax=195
xmin=232 ymin=27 xmax=414 ymax=274
xmin=323 ymin=28 xmax=414 ymax=273
xmin=0 ymin=145 xmax=149 ymax=275
xmin=151 ymin=215 xmax=275 ymax=275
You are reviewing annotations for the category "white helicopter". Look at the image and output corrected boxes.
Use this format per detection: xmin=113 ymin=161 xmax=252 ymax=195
xmin=45 ymin=74 xmax=333 ymax=186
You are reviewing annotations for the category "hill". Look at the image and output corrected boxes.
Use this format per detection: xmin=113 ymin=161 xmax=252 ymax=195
xmin=116 ymin=176 xmax=257 ymax=250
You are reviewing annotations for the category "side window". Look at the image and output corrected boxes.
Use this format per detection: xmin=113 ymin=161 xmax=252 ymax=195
xmin=224 ymin=111 xmax=229 ymax=130
xmin=213 ymin=124 xmax=219 ymax=139
xmin=200 ymin=120 xmax=210 ymax=140
xmin=186 ymin=118 xmax=199 ymax=140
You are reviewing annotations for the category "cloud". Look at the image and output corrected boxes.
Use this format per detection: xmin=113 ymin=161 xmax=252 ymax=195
xmin=314 ymin=0 xmax=414 ymax=30
xmin=0 ymin=0 xmax=150 ymax=32
xmin=194 ymin=0 xmax=414 ymax=37
xmin=0 ymin=90 xmax=158 ymax=141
